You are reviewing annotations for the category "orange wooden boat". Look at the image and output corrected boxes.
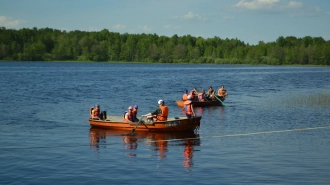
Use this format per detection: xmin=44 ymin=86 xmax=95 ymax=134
xmin=176 ymin=97 xmax=225 ymax=107
xmin=88 ymin=116 xmax=202 ymax=132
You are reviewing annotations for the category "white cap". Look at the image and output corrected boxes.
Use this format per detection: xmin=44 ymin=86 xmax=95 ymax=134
xmin=158 ymin=100 xmax=164 ymax=105
xmin=187 ymin=95 xmax=192 ymax=100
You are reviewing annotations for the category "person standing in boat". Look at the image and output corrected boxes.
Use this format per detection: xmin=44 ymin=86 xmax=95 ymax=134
xmin=217 ymin=85 xmax=228 ymax=98
xmin=132 ymin=105 xmax=139 ymax=122
xmin=123 ymin=106 xmax=134 ymax=122
xmin=146 ymin=100 xmax=169 ymax=122
xmin=182 ymin=95 xmax=196 ymax=118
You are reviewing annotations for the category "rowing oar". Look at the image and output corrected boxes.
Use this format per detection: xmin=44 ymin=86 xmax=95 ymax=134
xmin=213 ymin=95 xmax=226 ymax=106
xmin=131 ymin=115 xmax=145 ymax=134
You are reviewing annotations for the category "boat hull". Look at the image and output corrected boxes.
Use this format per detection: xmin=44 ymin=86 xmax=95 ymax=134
xmin=176 ymin=98 xmax=225 ymax=107
xmin=89 ymin=116 xmax=202 ymax=132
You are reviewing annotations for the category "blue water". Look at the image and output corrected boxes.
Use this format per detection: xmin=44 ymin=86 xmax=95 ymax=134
xmin=1 ymin=62 xmax=330 ymax=185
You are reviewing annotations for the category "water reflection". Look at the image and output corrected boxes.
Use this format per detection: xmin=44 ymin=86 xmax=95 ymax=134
xmin=89 ymin=128 xmax=106 ymax=150
xmin=89 ymin=128 xmax=200 ymax=169
xmin=182 ymin=139 xmax=194 ymax=169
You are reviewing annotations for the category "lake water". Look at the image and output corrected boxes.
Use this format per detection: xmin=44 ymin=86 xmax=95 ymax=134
xmin=1 ymin=62 xmax=330 ymax=185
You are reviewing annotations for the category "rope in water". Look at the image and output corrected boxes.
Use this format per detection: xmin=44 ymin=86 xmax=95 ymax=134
xmin=145 ymin=125 xmax=330 ymax=143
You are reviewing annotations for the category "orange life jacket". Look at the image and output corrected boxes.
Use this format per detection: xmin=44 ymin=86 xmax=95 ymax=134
xmin=182 ymin=94 xmax=188 ymax=101
xmin=184 ymin=100 xmax=193 ymax=115
xmin=156 ymin=105 xmax=169 ymax=121
xmin=198 ymin=93 xmax=205 ymax=102
xmin=93 ymin=109 xmax=100 ymax=118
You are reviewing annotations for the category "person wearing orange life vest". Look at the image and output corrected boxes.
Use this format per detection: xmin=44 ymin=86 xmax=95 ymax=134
xmin=123 ymin=106 xmax=134 ymax=122
xmin=150 ymin=100 xmax=169 ymax=121
xmin=182 ymin=95 xmax=196 ymax=118
xmin=198 ymin=89 xmax=207 ymax=102
xmin=182 ymin=89 xmax=189 ymax=101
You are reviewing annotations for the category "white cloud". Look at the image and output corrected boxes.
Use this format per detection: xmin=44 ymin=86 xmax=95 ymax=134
xmin=172 ymin=12 xmax=206 ymax=21
xmin=137 ymin=25 xmax=152 ymax=31
xmin=0 ymin=16 xmax=24 ymax=28
xmin=164 ymin=24 xmax=182 ymax=30
xmin=232 ymin=1 xmax=327 ymax=18
xmin=88 ymin=26 xmax=101 ymax=31
xmin=233 ymin=0 xmax=305 ymax=12
xmin=288 ymin=1 xmax=303 ymax=8
xmin=112 ymin=24 xmax=126 ymax=30
xmin=235 ymin=0 xmax=280 ymax=10
xmin=220 ymin=16 xmax=235 ymax=22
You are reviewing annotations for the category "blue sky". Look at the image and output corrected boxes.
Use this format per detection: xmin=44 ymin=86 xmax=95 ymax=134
xmin=1 ymin=0 xmax=330 ymax=45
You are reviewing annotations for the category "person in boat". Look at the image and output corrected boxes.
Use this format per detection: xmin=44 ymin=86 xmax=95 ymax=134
xmin=206 ymin=86 xmax=215 ymax=100
xmin=198 ymin=89 xmax=207 ymax=102
xmin=182 ymin=95 xmax=195 ymax=118
xmin=217 ymin=85 xmax=228 ymax=98
xmin=146 ymin=100 xmax=169 ymax=122
xmin=91 ymin=104 xmax=100 ymax=119
xmin=190 ymin=88 xmax=198 ymax=101
xmin=182 ymin=89 xmax=189 ymax=101
xmin=123 ymin=106 xmax=134 ymax=122
xmin=132 ymin=105 xmax=139 ymax=122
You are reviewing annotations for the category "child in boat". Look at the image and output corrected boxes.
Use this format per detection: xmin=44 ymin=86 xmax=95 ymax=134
xmin=206 ymin=86 xmax=215 ymax=100
xmin=123 ymin=106 xmax=134 ymax=122
xmin=198 ymin=89 xmax=207 ymax=102
xmin=132 ymin=105 xmax=139 ymax=122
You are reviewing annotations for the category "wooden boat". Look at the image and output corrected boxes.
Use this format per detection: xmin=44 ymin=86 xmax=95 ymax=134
xmin=176 ymin=97 xmax=225 ymax=107
xmin=88 ymin=116 xmax=202 ymax=132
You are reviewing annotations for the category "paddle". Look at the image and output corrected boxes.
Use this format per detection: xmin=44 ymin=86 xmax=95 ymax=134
xmin=213 ymin=95 xmax=226 ymax=106
xmin=131 ymin=115 xmax=145 ymax=134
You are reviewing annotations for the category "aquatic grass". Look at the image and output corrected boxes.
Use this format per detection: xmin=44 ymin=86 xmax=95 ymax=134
xmin=282 ymin=92 xmax=330 ymax=108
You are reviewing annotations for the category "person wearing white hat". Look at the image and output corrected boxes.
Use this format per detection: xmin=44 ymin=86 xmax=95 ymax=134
xmin=145 ymin=99 xmax=169 ymax=122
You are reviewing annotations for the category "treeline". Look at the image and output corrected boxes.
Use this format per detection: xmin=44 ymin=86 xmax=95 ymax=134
xmin=0 ymin=27 xmax=330 ymax=65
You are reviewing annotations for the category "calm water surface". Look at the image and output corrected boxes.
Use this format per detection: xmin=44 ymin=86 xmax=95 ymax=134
xmin=1 ymin=62 xmax=330 ymax=185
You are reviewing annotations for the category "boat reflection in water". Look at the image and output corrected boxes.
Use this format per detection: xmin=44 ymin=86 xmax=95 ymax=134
xmin=89 ymin=128 xmax=200 ymax=169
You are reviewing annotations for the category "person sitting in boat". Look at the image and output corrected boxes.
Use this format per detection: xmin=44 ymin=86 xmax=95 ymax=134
xmin=206 ymin=86 xmax=215 ymax=100
xmin=198 ymin=89 xmax=207 ymax=102
xmin=146 ymin=100 xmax=169 ymax=122
xmin=182 ymin=95 xmax=195 ymax=118
xmin=123 ymin=106 xmax=134 ymax=122
xmin=91 ymin=104 xmax=100 ymax=119
xmin=132 ymin=105 xmax=139 ymax=122
xmin=182 ymin=89 xmax=189 ymax=101
xmin=190 ymin=88 xmax=198 ymax=101
xmin=217 ymin=85 xmax=228 ymax=98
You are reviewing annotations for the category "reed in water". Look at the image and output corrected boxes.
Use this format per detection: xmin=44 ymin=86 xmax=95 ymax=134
xmin=283 ymin=92 xmax=330 ymax=108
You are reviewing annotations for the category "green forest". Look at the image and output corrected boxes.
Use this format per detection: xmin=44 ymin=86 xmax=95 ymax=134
xmin=1 ymin=27 xmax=330 ymax=65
